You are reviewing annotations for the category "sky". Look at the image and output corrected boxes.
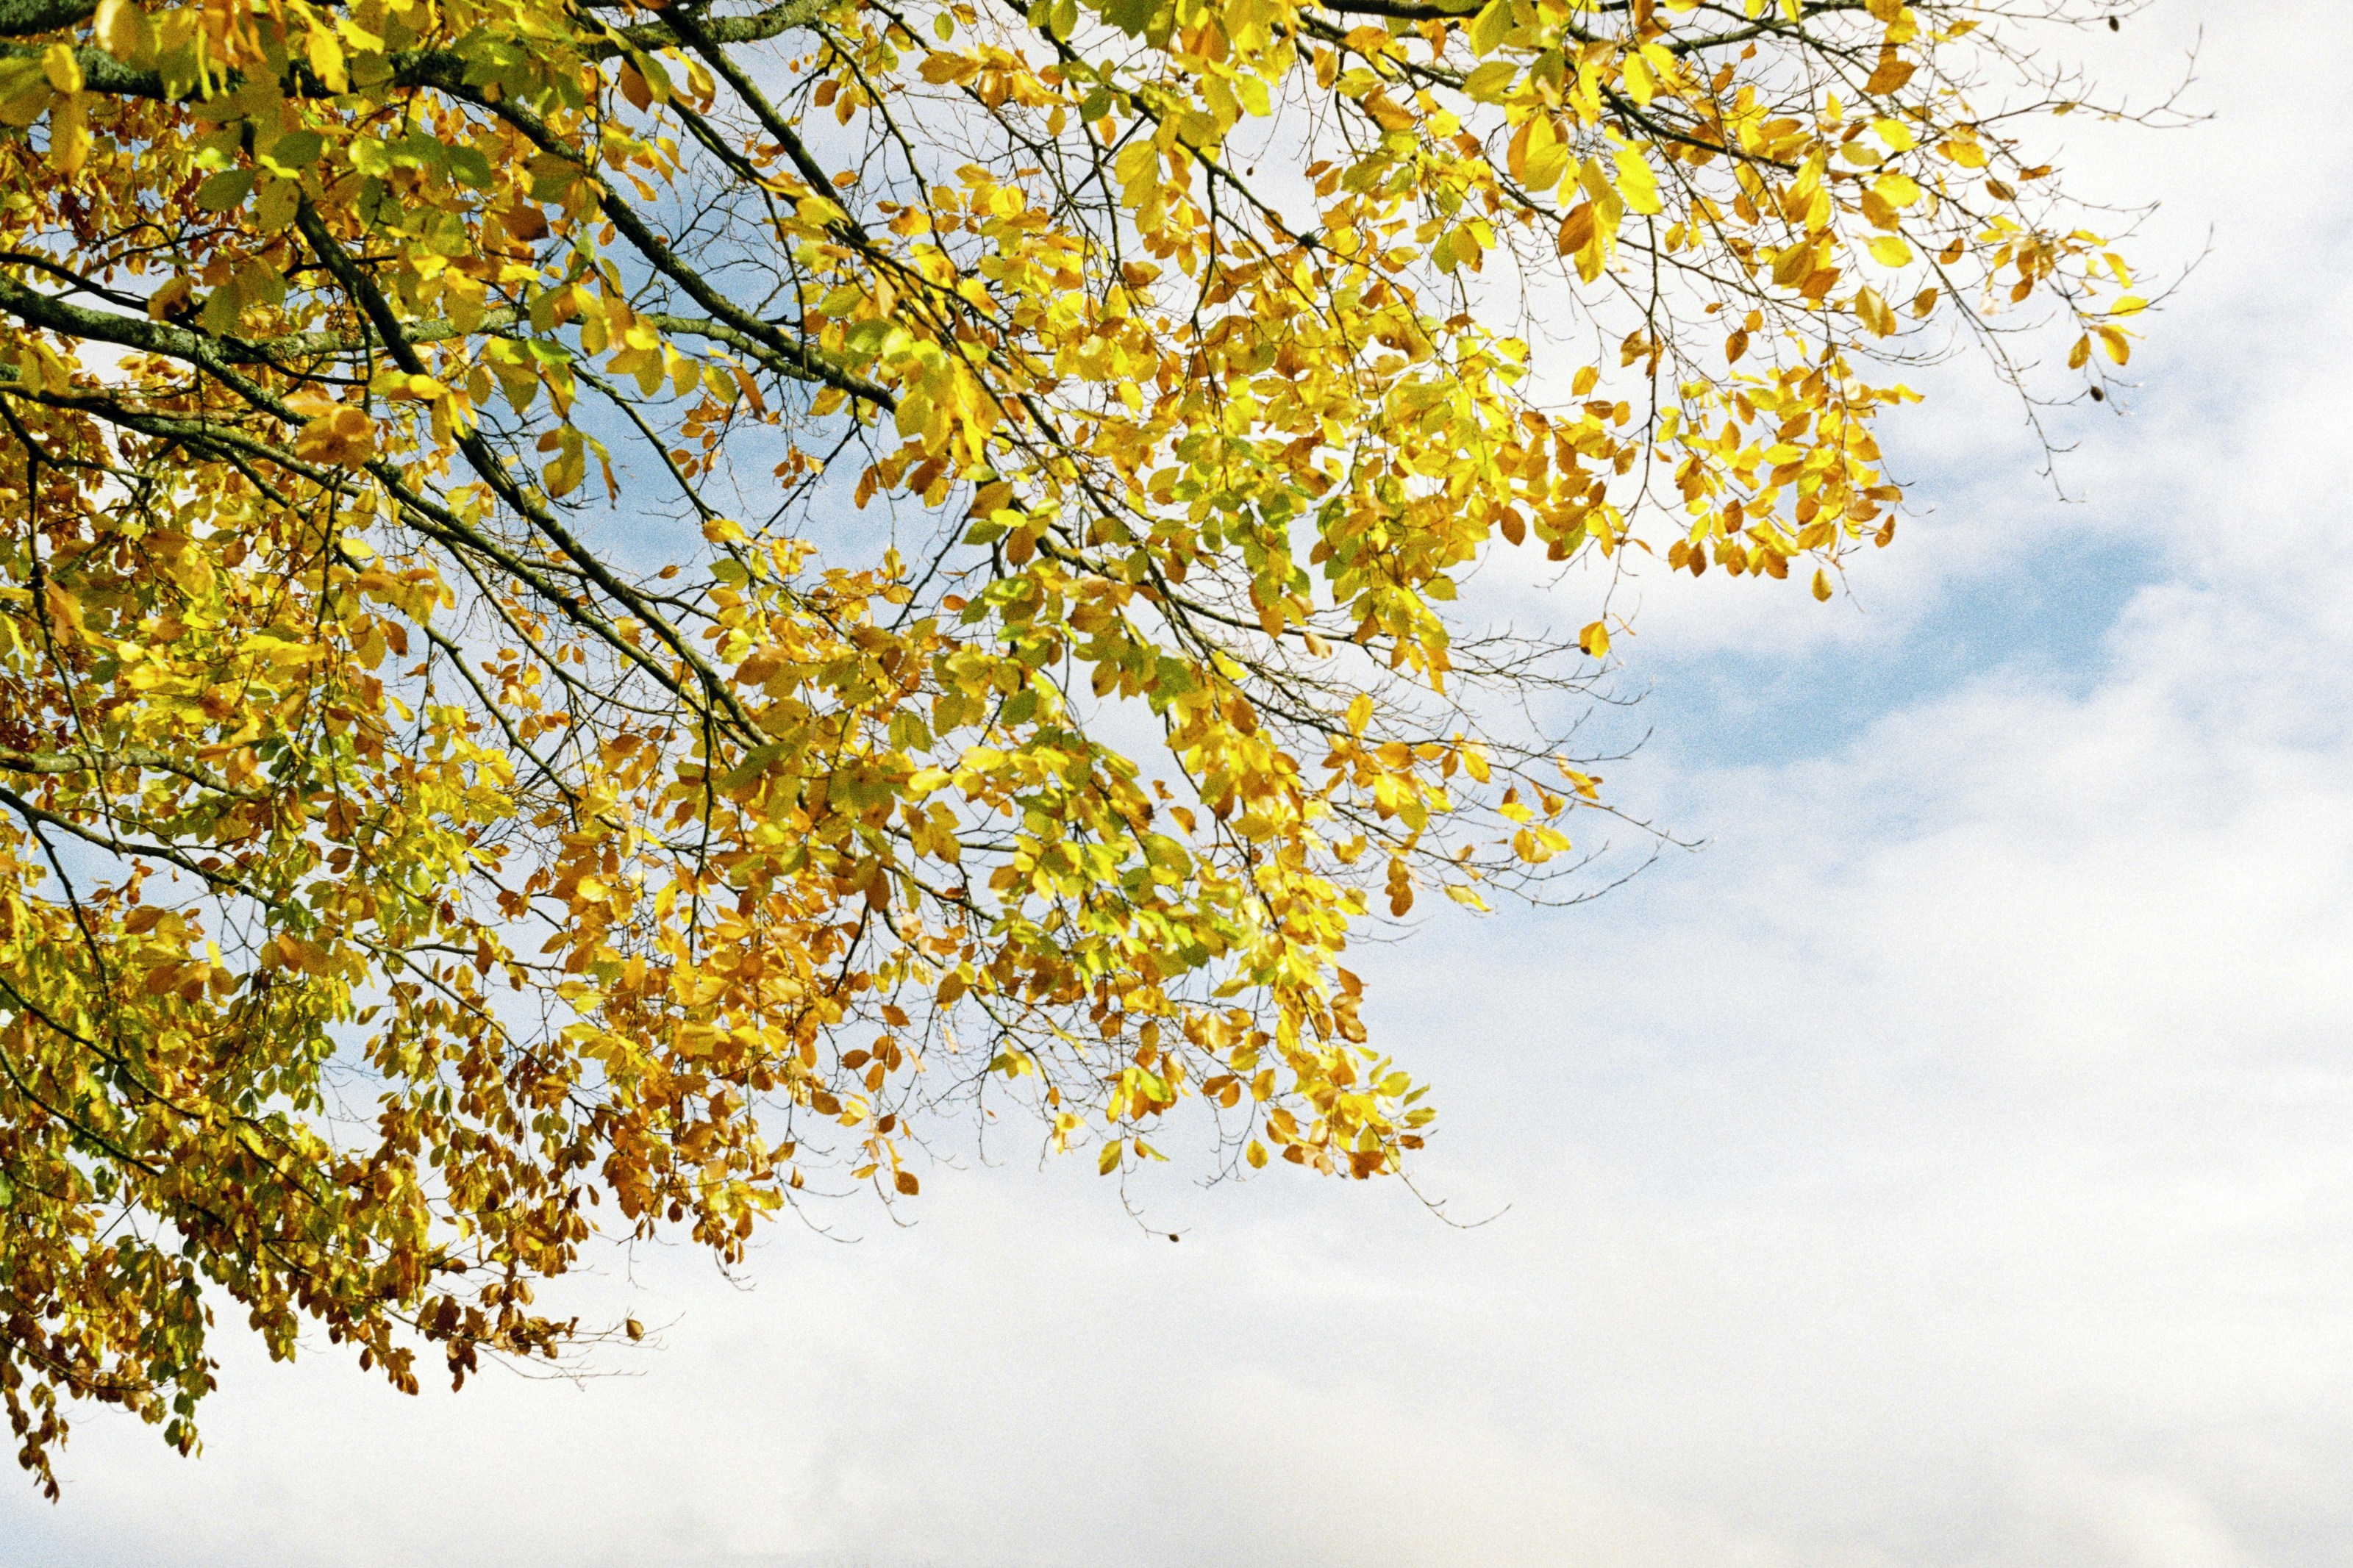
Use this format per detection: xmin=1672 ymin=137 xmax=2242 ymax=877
xmin=10 ymin=3 xmax=2353 ymax=1564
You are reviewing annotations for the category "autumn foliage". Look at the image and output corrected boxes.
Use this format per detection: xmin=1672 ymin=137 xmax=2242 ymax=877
xmin=0 ymin=0 xmax=2144 ymax=1489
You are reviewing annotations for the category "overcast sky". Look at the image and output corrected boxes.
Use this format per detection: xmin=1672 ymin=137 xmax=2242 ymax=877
xmin=11 ymin=4 xmax=2353 ymax=1565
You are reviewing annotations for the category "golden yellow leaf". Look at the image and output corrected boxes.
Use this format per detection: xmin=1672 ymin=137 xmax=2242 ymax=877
xmin=1362 ymin=91 xmax=1417 ymax=133
xmin=1556 ymin=201 xmax=1596 ymax=256
xmin=1865 ymin=48 xmax=1916 ymax=94
xmin=293 ymin=407 xmax=378 ymax=467
xmin=1856 ymin=286 xmax=1896 ymax=337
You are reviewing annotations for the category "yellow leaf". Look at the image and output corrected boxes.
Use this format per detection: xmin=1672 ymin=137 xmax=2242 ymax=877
xmin=40 ymin=44 xmax=82 ymax=94
xmin=1579 ymin=621 xmax=1610 ymax=658
xmin=1555 ymin=201 xmax=1596 ymax=257
xmin=1462 ymin=59 xmax=1516 ymax=101
xmin=1855 ymin=285 xmax=1895 ymax=337
xmin=307 ymin=28 xmax=348 ymax=93
xmin=1613 ymin=145 xmax=1662 ymax=215
xmin=292 ymin=407 xmax=378 ymax=467
xmin=1865 ymin=48 xmax=1915 ymax=95
xmin=1623 ymin=51 xmax=1654 ymax=107
xmin=1513 ymin=114 xmax=1563 ymax=190
xmin=1362 ymin=91 xmax=1416 ymax=134
xmin=1469 ymin=0 xmax=1512 ymax=55
xmin=46 ymin=93 xmax=88 ymax=173
xmin=94 ymin=0 xmax=146 ymax=63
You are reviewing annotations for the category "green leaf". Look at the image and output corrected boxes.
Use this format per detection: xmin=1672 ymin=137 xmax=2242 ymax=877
xmin=1463 ymin=59 xmax=1516 ymax=101
xmin=194 ymin=168 xmax=254 ymax=212
xmin=1101 ymin=0 xmax=1161 ymax=37
xmin=1470 ymin=0 xmax=1513 ymax=56
xmin=446 ymin=144 xmax=494 ymax=189
xmin=264 ymin=129 xmax=324 ymax=169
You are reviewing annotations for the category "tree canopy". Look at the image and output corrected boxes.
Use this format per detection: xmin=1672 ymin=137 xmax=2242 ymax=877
xmin=0 ymin=0 xmax=2148 ymax=1490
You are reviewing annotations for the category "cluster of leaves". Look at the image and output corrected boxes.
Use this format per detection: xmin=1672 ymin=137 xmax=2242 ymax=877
xmin=0 ymin=0 xmax=2149 ymax=1490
